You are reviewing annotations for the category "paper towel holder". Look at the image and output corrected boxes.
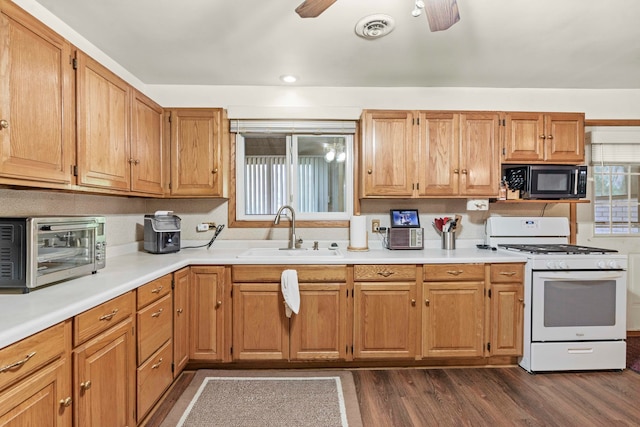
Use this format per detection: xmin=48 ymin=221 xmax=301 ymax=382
xmin=348 ymin=215 xmax=369 ymax=252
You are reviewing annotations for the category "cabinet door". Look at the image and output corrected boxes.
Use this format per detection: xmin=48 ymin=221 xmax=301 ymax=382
xmin=233 ymin=283 xmax=289 ymax=360
xmin=353 ymin=282 xmax=417 ymax=359
xmin=189 ymin=266 xmax=227 ymax=361
xmin=131 ymin=90 xmax=164 ymax=195
xmin=74 ymin=317 xmax=136 ymax=427
xmin=489 ymin=283 xmax=524 ymax=356
xmin=544 ymin=113 xmax=584 ymax=163
xmin=169 ymin=109 xmax=223 ymax=196
xmin=290 ymin=283 xmax=348 ymax=361
xmin=417 ymin=112 xmax=460 ymax=196
xmin=361 ymin=110 xmax=415 ymax=197
xmin=76 ymin=51 xmax=131 ymax=191
xmin=173 ymin=267 xmax=190 ymax=377
xmin=423 ymin=282 xmax=484 ymax=358
xmin=459 ymin=112 xmax=500 ymax=197
xmin=0 ymin=357 xmax=71 ymax=427
xmin=503 ymin=112 xmax=545 ymax=162
xmin=0 ymin=1 xmax=74 ymax=185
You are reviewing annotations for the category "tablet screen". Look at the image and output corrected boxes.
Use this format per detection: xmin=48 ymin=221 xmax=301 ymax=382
xmin=390 ymin=209 xmax=420 ymax=228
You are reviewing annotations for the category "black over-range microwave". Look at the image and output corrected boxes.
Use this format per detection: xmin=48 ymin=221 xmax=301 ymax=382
xmin=504 ymin=165 xmax=587 ymax=199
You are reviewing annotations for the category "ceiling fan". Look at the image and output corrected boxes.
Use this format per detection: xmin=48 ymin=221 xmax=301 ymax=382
xmin=295 ymin=0 xmax=460 ymax=32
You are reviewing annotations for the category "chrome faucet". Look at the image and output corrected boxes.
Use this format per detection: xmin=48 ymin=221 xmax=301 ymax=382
xmin=274 ymin=205 xmax=302 ymax=249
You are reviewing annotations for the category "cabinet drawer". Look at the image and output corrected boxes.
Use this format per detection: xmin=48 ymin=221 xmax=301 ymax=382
xmin=0 ymin=321 xmax=69 ymax=392
xmin=232 ymin=265 xmax=347 ymax=282
xmin=354 ymin=264 xmax=416 ymax=281
xmin=424 ymin=264 xmax=484 ymax=281
xmin=74 ymin=291 xmax=135 ymax=346
xmin=490 ymin=263 xmax=525 ymax=283
xmin=137 ymin=294 xmax=172 ymax=363
xmin=137 ymin=339 xmax=173 ymax=421
xmin=137 ymin=274 xmax=172 ymax=310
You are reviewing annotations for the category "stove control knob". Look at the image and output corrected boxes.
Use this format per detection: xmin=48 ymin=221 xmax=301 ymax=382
xmin=546 ymin=261 xmax=556 ymax=269
xmin=596 ymin=260 xmax=607 ymax=269
xmin=558 ymin=261 xmax=568 ymax=270
xmin=607 ymin=260 xmax=619 ymax=269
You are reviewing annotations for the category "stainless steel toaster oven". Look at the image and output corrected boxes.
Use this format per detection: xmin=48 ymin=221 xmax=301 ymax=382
xmin=0 ymin=216 xmax=106 ymax=292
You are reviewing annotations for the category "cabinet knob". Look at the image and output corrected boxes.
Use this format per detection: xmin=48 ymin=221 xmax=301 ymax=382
xmin=176 ymin=308 xmax=184 ymax=314
xmin=547 ymin=135 xmax=553 ymax=140
xmin=0 ymin=120 xmax=8 ymax=129
xmin=212 ymin=168 xmax=218 ymax=173
xmin=411 ymin=299 xmax=416 ymax=306
xmin=80 ymin=380 xmax=92 ymax=391
xmin=425 ymin=299 xmax=430 ymax=306
xmin=539 ymin=134 xmax=546 ymax=139
xmin=461 ymin=169 xmax=468 ymax=174
xmin=59 ymin=397 xmax=72 ymax=407
xmin=215 ymin=300 xmax=222 ymax=308
xmin=367 ymin=169 xmax=372 ymax=174
xmin=453 ymin=169 xmax=459 ymax=174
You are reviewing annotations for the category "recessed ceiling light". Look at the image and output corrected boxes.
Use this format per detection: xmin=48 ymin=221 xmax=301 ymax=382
xmin=280 ymin=75 xmax=298 ymax=83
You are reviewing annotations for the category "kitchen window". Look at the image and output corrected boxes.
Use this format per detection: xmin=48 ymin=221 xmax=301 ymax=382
xmin=232 ymin=120 xmax=355 ymax=223
xmin=591 ymin=142 xmax=640 ymax=235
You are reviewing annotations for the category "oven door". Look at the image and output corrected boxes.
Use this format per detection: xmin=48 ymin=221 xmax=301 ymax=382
xmin=531 ymin=270 xmax=626 ymax=342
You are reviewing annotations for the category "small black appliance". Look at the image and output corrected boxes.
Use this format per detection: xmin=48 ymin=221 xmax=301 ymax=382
xmin=144 ymin=212 xmax=181 ymax=254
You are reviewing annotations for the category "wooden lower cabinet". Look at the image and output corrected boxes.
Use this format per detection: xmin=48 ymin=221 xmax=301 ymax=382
xmin=173 ymin=267 xmax=190 ymax=377
xmin=73 ymin=317 xmax=136 ymax=427
xmin=422 ymin=264 xmax=485 ymax=358
xmin=189 ymin=266 xmax=228 ymax=361
xmin=231 ymin=265 xmax=349 ymax=361
xmin=0 ymin=321 xmax=72 ymax=427
xmin=487 ymin=263 xmax=525 ymax=356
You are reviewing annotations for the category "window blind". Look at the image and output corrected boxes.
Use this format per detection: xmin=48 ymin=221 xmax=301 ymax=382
xmin=591 ymin=144 xmax=640 ymax=163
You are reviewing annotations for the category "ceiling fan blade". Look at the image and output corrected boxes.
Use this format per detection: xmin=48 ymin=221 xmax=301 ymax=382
xmin=295 ymin=0 xmax=337 ymax=18
xmin=424 ymin=0 xmax=460 ymax=32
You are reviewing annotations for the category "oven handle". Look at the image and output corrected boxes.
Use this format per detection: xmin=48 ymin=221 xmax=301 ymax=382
xmin=535 ymin=271 xmax=625 ymax=280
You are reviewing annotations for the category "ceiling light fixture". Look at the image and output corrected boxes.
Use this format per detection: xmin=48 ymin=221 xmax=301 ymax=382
xmin=280 ymin=75 xmax=298 ymax=83
xmin=412 ymin=0 xmax=425 ymax=17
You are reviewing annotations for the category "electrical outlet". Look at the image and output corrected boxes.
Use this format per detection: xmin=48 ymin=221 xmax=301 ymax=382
xmin=371 ymin=219 xmax=380 ymax=233
xmin=196 ymin=223 xmax=210 ymax=232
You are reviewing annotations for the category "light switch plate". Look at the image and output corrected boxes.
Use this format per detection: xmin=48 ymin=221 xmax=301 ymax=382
xmin=466 ymin=199 xmax=489 ymax=211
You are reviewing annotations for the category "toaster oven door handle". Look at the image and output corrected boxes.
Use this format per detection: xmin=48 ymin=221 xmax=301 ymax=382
xmin=43 ymin=223 xmax=98 ymax=231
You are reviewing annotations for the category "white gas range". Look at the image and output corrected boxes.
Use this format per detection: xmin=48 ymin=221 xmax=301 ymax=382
xmin=486 ymin=217 xmax=627 ymax=373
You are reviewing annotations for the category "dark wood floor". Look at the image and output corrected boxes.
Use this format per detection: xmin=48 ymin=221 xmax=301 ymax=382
xmin=145 ymin=367 xmax=640 ymax=426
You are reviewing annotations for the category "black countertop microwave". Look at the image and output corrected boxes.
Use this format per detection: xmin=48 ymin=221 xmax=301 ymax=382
xmin=504 ymin=165 xmax=587 ymax=199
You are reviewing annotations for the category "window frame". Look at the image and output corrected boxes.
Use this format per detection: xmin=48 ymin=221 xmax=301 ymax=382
xmin=592 ymin=164 xmax=640 ymax=236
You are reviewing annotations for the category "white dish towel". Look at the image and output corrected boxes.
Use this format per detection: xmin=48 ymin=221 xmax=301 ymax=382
xmin=281 ymin=269 xmax=300 ymax=318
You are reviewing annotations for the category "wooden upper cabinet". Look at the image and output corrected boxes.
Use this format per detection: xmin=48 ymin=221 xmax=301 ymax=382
xmin=459 ymin=112 xmax=500 ymax=196
xmin=168 ymin=108 xmax=223 ymax=196
xmin=361 ymin=110 xmax=500 ymax=198
xmin=0 ymin=0 xmax=74 ymax=185
xmin=131 ymin=90 xmax=165 ymax=195
xmin=361 ymin=110 xmax=415 ymax=197
xmin=76 ymin=51 xmax=131 ymax=191
xmin=503 ymin=112 xmax=584 ymax=163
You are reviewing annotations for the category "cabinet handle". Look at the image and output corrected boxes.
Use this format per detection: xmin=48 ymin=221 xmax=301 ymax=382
xmin=215 ymin=300 xmax=222 ymax=309
xmin=59 ymin=397 xmax=72 ymax=407
xmin=0 ymin=119 xmax=8 ymax=129
xmin=151 ymin=308 xmax=164 ymax=318
xmin=425 ymin=299 xmax=430 ymax=306
xmin=134 ymin=159 xmax=140 ymax=165
xmin=446 ymin=270 xmax=464 ymax=276
xmin=461 ymin=169 xmax=468 ymax=174
xmin=99 ymin=309 xmax=118 ymax=321
xmin=453 ymin=169 xmax=459 ymax=174
xmin=499 ymin=271 xmax=517 ymax=276
xmin=152 ymin=358 xmax=163 ymax=369
xmin=151 ymin=285 xmax=163 ymax=294
xmin=519 ymin=298 xmax=524 ymax=303
xmin=80 ymin=380 xmax=92 ymax=391
xmin=176 ymin=308 xmax=184 ymax=314
xmin=411 ymin=299 xmax=416 ymax=306
xmin=547 ymin=135 xmax=553 ymax=140
xmin=377 ymin=270 xmax=394 ymax=277
xmin=212 ymin=168 xmax=218 ymax=173
xmin=367 ymin=169 xmax=372 ymax=174
xmin=0 ymin=351 xmax=36 ymax=373
xmin=539 ymin=134 xmax=546 ymax=139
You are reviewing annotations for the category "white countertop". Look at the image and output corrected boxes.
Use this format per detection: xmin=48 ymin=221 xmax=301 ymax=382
xmin=0 ymin=241 xmax=526 ymax=349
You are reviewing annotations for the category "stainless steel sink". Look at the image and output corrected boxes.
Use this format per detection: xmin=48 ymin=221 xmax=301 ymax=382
xmin=237 ymin=247 xmax=343 ymax=259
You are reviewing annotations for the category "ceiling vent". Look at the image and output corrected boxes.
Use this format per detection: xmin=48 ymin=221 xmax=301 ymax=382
xmin=355 ymin=14 xmax=395 ymax=40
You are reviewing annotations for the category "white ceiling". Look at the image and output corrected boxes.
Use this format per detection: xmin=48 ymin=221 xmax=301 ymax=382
xmin=32 ymin=0 xmax=640 ymax=89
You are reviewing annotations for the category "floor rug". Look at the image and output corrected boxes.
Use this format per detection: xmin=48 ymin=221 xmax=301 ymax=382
xmin=159 ymin=370 xmax=363 ymax=427
xmin=627 ymin=335 xmax=640 ymax=373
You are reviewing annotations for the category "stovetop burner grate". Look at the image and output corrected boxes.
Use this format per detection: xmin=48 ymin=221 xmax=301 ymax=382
xmin=498 ymin=243 xmax=618 ymax=255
